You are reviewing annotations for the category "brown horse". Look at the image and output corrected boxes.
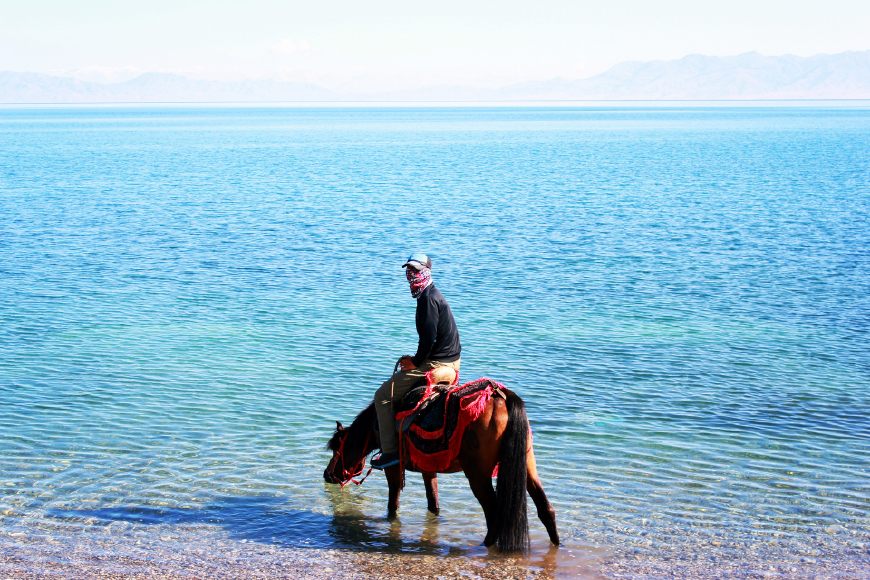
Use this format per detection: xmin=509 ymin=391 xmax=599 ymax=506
xmin=324 ymin=385 xmax=559 ymax=552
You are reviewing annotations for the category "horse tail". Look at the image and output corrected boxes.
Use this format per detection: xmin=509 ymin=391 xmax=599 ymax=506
xmin=496 ymin=388 xmax=530 ymax=552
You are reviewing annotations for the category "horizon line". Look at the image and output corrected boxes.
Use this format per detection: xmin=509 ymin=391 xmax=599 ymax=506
xmin=2 ymin=98 xmax=870 ymax=108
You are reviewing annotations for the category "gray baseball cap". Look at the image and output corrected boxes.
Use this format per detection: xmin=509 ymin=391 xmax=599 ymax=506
xmin=402 ymin=252 xmax=432 ymax=270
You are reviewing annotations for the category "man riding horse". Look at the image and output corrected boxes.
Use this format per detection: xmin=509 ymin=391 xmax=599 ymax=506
xmin=370 ymin=252 xmax=462 ymax=469
xmin=326 ymin=252 xmax=560 ymax=551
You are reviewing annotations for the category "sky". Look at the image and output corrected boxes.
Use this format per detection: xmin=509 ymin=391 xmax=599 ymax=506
xmin=2 ymin=0 xmax=868 ymax=91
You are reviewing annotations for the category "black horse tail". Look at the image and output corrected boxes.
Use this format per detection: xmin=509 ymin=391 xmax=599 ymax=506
xmin=496 ymin=388 xmax=530 ymax=552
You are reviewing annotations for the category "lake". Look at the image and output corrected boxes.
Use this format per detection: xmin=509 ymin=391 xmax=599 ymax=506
xmin=0 ymin=104 xmax=867 ymax=577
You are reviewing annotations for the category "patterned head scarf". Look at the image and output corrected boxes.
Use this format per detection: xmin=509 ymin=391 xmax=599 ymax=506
xmin=406 ymin=265 xmax=432 ymax=298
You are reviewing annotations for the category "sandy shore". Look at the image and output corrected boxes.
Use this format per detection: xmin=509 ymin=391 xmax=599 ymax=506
xmin=1 ymin=549 xmax=563 ymax=579
xmin=2 ymin=528 xmax=868 ymax=579
xmin=2 ymin=549 xmax=868 ymax=579
xmin=0 ymin=526 xmax=598 ymax=579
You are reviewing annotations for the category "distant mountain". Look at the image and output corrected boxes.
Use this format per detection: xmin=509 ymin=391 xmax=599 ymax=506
xmin=501 ymin=51 xmax=870 ymax=100
xmin=1 ymin=51 xmax=868 ymax=103
xmin=0 ymin=72 xmax=336 ymax=103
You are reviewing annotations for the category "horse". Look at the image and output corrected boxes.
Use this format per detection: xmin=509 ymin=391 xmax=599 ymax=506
xmin=323 ymin=383 xmax=560 ymax=552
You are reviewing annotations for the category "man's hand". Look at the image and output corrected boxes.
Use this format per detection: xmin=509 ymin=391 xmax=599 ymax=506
xmin=399 ymin=356 xmax=416 ymax=371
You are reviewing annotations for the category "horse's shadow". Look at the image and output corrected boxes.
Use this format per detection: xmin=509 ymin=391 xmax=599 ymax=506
xmin=46 ymin=487 xmax=452 ymax=554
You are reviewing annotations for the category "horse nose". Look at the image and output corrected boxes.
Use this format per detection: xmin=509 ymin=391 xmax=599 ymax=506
xmin=323 ymin=469 xmax=336 ymax=483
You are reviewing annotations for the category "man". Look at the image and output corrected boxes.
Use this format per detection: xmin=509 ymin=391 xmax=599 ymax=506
xmin=370 ymin=253 xmax=462 ymax=469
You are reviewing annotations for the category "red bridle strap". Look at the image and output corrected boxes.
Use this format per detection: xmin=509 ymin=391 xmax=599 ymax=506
xmin=327 ymin=430 xmax=374 ymax=487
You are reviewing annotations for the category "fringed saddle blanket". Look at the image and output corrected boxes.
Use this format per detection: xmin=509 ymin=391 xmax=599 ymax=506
xmin=395 ymin=376 xmax=505 ymax=473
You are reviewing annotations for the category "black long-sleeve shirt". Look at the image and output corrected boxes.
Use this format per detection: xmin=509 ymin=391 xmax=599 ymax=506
xmin=412 ymin=285 xmax=461 ymax=366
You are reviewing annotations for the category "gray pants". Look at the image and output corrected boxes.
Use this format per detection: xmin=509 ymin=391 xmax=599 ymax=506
xmin=374 ymin=359 xmax=461 ymax=454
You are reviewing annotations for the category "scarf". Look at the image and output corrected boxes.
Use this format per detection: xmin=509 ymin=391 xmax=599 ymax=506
xmin=406 ymin=266 xmax=433 ymax=298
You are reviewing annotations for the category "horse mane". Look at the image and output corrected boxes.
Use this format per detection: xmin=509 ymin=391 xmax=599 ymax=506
xmin=327 ymin=401 xmax=378 ymax=451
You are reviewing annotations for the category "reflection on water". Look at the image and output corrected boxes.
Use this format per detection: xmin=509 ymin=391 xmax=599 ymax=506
xmin=46 ymin=494 xmax=437 ymax=554
xmin=45 ymin=492 xmax=599 ymax=577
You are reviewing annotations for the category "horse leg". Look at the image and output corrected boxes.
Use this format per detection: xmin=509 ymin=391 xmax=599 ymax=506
xmin=464 ymin=467 xmax=499 ymax=546
xmin=422 ymin=472 xmax=439 ymax=515
xmin=526 ymin=446 xmax=559 ymax=545
xmin=385 ymin=465 xmax=404 ymax=519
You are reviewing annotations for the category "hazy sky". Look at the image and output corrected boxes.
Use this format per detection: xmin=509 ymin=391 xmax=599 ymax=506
xmin=2 ymin=0 xmax=868 ymax=90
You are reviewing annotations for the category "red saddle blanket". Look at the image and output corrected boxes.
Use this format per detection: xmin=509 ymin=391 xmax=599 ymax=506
xmin=395 ymin=376 xmax=504 ymax=473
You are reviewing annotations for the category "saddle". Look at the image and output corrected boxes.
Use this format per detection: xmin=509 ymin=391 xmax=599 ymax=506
xmin=393 ymin=376 xmax=506 ymax=473
xmin=394 ymin=364 xmax=459 ymax=429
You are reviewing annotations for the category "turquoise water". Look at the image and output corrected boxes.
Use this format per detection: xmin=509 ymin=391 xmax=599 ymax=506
xmin=1 ymin=105 xmax=868 ymax=576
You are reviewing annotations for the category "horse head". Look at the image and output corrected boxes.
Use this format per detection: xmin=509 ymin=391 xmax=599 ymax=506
xmin=324 ymin=406 xmax=378 ymax=485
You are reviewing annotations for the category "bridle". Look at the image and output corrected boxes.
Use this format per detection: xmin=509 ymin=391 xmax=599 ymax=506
xmin=326 ymin=429 xmax=374 ymax=488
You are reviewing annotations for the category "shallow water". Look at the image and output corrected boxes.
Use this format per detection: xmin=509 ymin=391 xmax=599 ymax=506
xmin=0 ymin=105 xmax=868 ymax=577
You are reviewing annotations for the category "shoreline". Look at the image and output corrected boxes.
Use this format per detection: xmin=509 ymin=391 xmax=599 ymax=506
xmin=2 ymin=528 xmax=867 ymax=579
xmin=0 ymin=530 xmax=597 ymax=579
xmin=2 ymin=99 xmax=870 ymax=109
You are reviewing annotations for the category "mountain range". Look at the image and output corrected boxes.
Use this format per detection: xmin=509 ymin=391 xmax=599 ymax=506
xmin=2 ymin=51 xmax=868 ymax=103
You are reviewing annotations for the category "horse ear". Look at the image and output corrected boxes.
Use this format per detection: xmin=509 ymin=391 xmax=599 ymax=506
xmin=336 ymin=421 xmax=344 ymax=431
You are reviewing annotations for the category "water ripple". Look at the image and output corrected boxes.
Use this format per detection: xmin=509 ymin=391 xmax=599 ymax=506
xmin=1 ymin=106 xmax=868 ymax=575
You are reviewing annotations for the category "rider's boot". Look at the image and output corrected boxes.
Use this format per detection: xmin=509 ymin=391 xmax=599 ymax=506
xmin=371 ymin=451 xmax=399 ymax=469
